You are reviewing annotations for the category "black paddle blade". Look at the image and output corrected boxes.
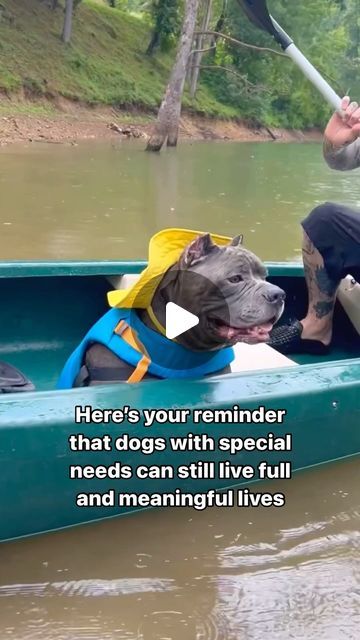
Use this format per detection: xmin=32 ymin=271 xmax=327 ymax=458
xmin=237 ymin=0 xmax=292 ymax=48
xmin=237 ymin=0 xmax=278 ymax=36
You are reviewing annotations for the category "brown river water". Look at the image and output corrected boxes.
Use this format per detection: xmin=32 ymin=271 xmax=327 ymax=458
xmin=0 ymin=139 xmax=360 ymax=639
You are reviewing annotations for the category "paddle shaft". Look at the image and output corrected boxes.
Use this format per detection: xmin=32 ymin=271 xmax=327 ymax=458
xmin=270 ymin=18 xmax=342 ymax=112
xmin=285 ymin=43 xmax=341 ymax=111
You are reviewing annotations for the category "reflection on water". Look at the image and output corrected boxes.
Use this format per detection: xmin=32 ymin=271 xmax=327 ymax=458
xmin=1 ymin=139 xmax=360 ymax=638
xmin=1 ymin=461 xmax=360 ymax=639
xmin=0 ymin=139 xmax=360 ymax=262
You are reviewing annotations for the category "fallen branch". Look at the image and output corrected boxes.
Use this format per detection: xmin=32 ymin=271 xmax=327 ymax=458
xmin=263 ymin=126 xmax=278 ymax=140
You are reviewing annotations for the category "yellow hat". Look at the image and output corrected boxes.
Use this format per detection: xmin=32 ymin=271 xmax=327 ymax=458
xmin=107 ymin=227 xmax=233 ymax=309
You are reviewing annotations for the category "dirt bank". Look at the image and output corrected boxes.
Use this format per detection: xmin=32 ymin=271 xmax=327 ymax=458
xmin=0 ymin=96 xmax=323 ymax=146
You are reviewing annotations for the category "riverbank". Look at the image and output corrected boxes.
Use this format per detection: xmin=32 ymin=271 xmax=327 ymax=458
xmin=0 ymin=1 xmax=327 ymax=147
xmin=0 ymin=97 xmax=322 ymax=147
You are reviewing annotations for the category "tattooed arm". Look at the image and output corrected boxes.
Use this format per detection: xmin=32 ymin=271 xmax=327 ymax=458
xmin=323 ymin=137 xmax=360 ymax=171
xmin=323 ymin=96 xmax=360 ymax=171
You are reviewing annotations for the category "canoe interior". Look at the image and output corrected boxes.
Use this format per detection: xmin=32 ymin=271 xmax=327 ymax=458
xmin=1 ymin=261 xmax=360 ymax=391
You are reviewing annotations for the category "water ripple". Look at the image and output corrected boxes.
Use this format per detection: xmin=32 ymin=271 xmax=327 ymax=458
xmin=220 ymin=530 xmax=360 ymax=569
xmin=0 ymin=578 xmax=177 ymax=598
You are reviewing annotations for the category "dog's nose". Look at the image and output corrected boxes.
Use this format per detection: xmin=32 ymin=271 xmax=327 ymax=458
xmin=262 ymin=285 xmax=286 ymax=305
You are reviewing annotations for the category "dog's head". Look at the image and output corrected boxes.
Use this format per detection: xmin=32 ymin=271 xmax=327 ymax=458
xmin=153 ymin=233 xmax=285 ymax=351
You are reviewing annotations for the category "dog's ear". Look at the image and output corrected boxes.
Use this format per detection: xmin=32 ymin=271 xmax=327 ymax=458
xmin=180 ymin=233 xmax=219 ymax=268
xmin=229 ymin=234 xmax=243 ymax=247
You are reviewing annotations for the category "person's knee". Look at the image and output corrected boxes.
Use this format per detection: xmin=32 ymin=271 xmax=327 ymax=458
xmin=302 ymin=202 xmax=339 ymax=230
xmin=301 ymin=202 xmax=346 ymax=248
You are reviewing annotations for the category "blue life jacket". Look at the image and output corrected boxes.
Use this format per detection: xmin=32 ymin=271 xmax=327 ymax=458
xmin=57 ymin=308 xmax=234 ymax=389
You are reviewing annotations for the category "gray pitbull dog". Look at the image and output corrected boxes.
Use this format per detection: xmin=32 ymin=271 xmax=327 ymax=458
xmin=141 ymin=233 xmax=285 ymax=350
xmin=79 ymin=233 xmax=285 ymax=384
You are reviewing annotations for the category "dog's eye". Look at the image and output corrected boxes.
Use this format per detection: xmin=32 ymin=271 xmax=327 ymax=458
xmin=228 ymin=275 xmax=243 ymax=283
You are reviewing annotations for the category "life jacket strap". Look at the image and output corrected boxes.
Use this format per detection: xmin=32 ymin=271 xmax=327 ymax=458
xmin=114 ymin=319 xmax=151 ymax=383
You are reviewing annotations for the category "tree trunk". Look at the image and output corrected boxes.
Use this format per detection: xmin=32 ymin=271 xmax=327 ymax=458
xmin=146 ymin=0 xmax=200 ymax=152
xmin=62 ymin=0 xmax=74 ymax=44
xmin=146 ymin=29 xmax=161 ymax=56
xmin=209 ymin=0 xmax=227 ymax=56
xmin=189 ymin=0 xmax=212 ymax=99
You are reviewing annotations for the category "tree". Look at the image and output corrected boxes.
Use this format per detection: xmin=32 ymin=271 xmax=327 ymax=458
xmin=62 ymin=0 xmax=74 ymax=43
xmin=188 ymin=0 xmax=213 ymax=98
xmin=209 ymin=0 xmax=227 ymax=55
xmin=146 ymin=0 xmax=200 ymax=151
xmin=146 ymin=0 xmax=181 ymax=56
xmin=61 ymin=0 xmax=82 ymax=44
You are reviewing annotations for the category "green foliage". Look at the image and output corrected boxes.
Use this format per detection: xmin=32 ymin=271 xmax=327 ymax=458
xmin=0 ymin=0 xmax=358 ymax=128
xmin=0 ymin=0 xmax=233 ymax=116
xmin=23 ymin=76 xmax=45 ymax=96
xmin=200 ymin=0 xmax=357 ymax=128
xmin=146 ymin=0 xmax=182 ymax=54
xmin=340 ymin=0 xmax=360 ymax=97
xmin=0 ymin=61 xmax=22 ymax=92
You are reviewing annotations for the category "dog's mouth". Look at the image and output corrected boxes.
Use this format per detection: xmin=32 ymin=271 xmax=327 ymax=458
xmin=210 ymin=316 xmax=277 ymax=344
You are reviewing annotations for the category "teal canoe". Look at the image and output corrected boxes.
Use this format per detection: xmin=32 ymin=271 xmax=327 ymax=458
xmin=1 ymin=260 xmax=360 ymax=543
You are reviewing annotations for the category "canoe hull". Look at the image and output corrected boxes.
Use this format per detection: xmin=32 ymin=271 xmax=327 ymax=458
xmin=1 ymin=260 xmax=360 ymax=542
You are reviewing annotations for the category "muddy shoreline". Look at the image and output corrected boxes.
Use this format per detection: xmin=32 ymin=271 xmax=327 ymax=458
xmin=0 ymin=97 xmax=323 ymax=146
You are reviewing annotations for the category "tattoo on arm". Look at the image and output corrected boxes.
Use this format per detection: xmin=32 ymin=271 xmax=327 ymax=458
xmin=323 ymin=135 xmax=360 ymax=170
xmin=323 ymin=135 xmax=339 ymax=156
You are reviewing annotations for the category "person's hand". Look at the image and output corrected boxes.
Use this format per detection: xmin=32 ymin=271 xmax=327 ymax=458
xmin=324 ymin=96 xmax=360 ymax=149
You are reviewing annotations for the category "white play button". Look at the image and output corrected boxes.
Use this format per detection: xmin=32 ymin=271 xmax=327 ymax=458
xmin=165 ymin=302 xmax=199 ymax=340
